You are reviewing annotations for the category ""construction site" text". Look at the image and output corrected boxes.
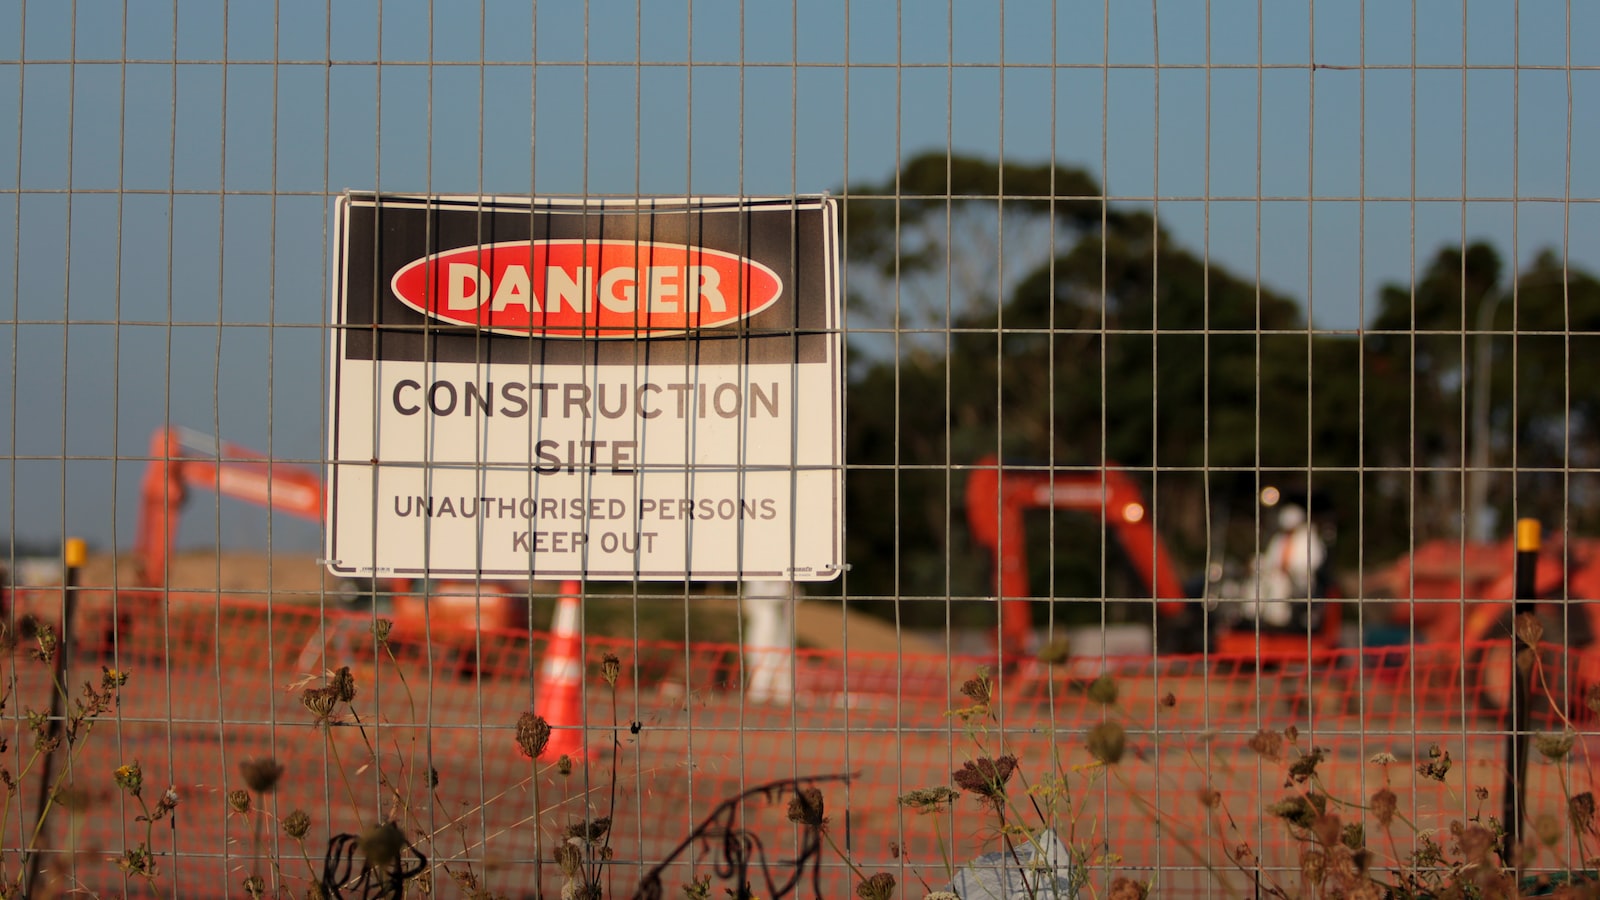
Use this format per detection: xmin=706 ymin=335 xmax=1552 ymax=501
xmin=391 ymin=379 xmax=781 ymax=420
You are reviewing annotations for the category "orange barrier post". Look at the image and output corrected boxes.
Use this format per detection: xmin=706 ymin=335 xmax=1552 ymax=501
xmin=539 ymin=580 xmax=587 ymax=758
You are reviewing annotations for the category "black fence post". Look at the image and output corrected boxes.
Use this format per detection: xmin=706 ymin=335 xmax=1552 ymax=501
xmin=24 ymin=537 xmax=86 ymax=894
xmin=1503 ymin=517 xmax=1540 ymax=869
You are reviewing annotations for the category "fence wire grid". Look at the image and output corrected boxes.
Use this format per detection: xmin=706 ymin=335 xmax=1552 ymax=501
xmin=4 ymin=1 xmax=1600 ymax=898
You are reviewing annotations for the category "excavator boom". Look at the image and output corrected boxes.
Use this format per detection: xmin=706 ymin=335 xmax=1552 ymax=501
xmin=134 ymin=427 xmax=323 ymax=588
xmin=966 ymin=455 xmax=1186 ymax=664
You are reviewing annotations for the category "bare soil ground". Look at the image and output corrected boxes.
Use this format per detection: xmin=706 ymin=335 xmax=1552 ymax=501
xmin=68 ymin=550 xmax=934 ymax=655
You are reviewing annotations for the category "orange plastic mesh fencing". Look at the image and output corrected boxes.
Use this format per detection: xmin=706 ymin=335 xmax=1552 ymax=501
xmin=6 ymin=587 xmax=1597 ymax=897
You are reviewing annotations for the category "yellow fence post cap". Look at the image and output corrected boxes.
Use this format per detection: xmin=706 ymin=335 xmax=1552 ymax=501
xmin=64 ymin=538 xmax=88 ymax=569
xmin=1516 ymin=518 xmax=1542 ymax=553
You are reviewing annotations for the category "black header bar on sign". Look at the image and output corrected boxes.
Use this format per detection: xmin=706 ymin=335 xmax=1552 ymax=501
xmin=338 ymin=195 xmax=832 ymax=367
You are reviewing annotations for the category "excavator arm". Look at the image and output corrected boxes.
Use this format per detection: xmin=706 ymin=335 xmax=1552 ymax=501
xmin=966 ymin=455 xmax=1187 ymax=665
xmin=134 ymin=427 xmax=323 ymax=589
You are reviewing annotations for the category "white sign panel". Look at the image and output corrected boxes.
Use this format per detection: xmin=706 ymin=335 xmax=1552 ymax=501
xmin=326 ymin=194 xmax=843 ymax=581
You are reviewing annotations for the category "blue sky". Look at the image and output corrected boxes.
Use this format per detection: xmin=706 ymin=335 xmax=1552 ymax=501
xmin=1 ymin=0 xmax=1596 ymax=553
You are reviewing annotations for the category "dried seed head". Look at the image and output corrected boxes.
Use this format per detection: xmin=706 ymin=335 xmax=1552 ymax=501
xmin=1368 ymin=751 xmax=1397 ymax=766
xmin=554 ymin=843 xmax=583 ymax=878
xmin=1536 ymin=813 xmax=1564 ymax=848
xmin=1518 ymin=647 xmax=1538 ymax=674
xmin=358 ymin=821 xmax=406 ymax=868
xmin=855 ymin=871 xmax=896 ymax=900
xmin=564 ymin=816 xmax=611 ymax=845
xmin=300 ymin=687 xmax=337 ymax=723
xmin=1087 ymin=675 xmax=1119 ymax=706
xmin=1108 ymin=877 xmax=1149 ymax=900
xmin=786 ymin=787 xmax=826 ymax=827
xmin=1159 ymin=692 xmax=1176 ymax=709
xmin=1312 ymin=813 xmax=1343 ymax=847
xmin=428 ymin=767 xmax=439 ymax=789
xmin=898 ymin=786 xmax=960 ymax=814
xmin=101 ymin=666 xmax=129 ymax=691
xmin=1571 ymin=792 xmax=1597 ymax=833
xmin=1342 ymin=823 xmax=1365 ymax=851
xmin=1267 ymin=795 xmax=1319 ymax=830
xmin=959 ymin=670 xmax=992 ymax=706
xmin=240 ymin=757 xmax=283 ymax=794
xmin=243 ymin=874 xmax=266 ymax=899
xmin=1370 ymin=787 xmax=1398 ymax=829
xmin=1198 ymin=786 xmax=1222 ymax=809
xmin=1288 ymin=747 xmax=1326 ymax=784
xmin=1587 ymin=683 xmax=1600 ymax=716
xmin=1300 ymin=847 xmax=1327 ymax=885
xmin=1036 ymin=636 xmax=1071 ymax=665
xmin=282 ymin=808 xmax=311 ymax=840
xmin=1248 ymin=728 xmax=1285 ymax=761
xmin=227 ymin=789 xmax=252 ymax=815
xmin=1087 ymin=721 xmax=1127 ymax=764
xmin=516 ymin=711 xmax=552 ymax=760
xmin=952 ymin=755 xmax=1018 ymax=804
xmin=680 ymin=874 xmax=712 ymax=900
xmin=1475 ymin=785 xmax=1490 ymax=801
xmin=330 ymin=666 xmax=357 ymax=704
xmin=371 ymin=618 xmax=393 ymax=643
xmin=556 ymin=754 xmax=573 ymax=775
xmin=1516 ymin=612 xmax=1544 ymax=646
xmin=114 ymin=760 xmax=143 ymax=798
xmin=1458 ymin=821 xmax=1496 ymax=865
xmin=31 ymin=622 xmax=58 ymax=664
xmin=1418 ymin=745 xmax=1453 ymax=782
xmin=600 ymin=653 xmax=621 ymax=688
xmin=1535 ymin=730 xmax=1576 ymax=761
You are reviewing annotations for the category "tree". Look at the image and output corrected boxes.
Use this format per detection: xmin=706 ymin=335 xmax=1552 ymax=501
xmin=837 ymin=153 xmax=1360 ymax=626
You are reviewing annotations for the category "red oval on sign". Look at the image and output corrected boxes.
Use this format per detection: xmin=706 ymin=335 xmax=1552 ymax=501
xmin=389 ymin=240 xmax=784 ymax=338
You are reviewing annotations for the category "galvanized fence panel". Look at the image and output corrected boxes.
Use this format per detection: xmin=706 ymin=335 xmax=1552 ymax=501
xmin=2 ymin=2 xmax=1598 ymax=897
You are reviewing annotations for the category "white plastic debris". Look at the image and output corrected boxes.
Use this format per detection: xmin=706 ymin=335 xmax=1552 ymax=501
xmin=944 ymin=829 xmax=1077 ymax=899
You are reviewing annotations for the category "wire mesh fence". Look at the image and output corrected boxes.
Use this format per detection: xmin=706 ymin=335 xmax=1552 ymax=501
xmin=3 ymin=1 xmax=1599 ymax=897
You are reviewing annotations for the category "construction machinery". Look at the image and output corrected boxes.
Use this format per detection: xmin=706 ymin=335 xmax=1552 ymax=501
xmin=966 ymin=455 xmax=1342 ymax=666
xmin=1365 ymin=534 xmax=1600 ymax=711
xmin=134 ymin=426 xmax=523 ymax=648
xmin=1366 ymin=535 xmax=1600 ymax=645
xmin=965 ymin=455 xmax=1188 ymax=666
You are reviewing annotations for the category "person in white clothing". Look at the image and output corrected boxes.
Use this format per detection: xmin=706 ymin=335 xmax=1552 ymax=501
xmin=1245 ymin=503 xmax=1327 ymax=629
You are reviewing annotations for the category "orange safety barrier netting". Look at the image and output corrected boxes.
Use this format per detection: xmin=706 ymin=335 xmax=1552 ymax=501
xmin=4 ymin=588 xmax=1600 ymax=898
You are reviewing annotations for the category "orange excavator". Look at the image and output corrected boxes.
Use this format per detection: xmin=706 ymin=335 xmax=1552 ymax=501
xmin=134 ymin=426 xmax=523 ymax=644
xmin=966 ymin=455 xmax=1189 ymax=667
xmin=1367 ymin=534 xmax=1600 ymax=648
xmin=967 ymin=456 xmax=1343 ymax=666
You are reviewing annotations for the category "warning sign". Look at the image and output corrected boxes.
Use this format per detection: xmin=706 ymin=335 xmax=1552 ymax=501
xmin=325 ymin=194 xmax=843 ymax=581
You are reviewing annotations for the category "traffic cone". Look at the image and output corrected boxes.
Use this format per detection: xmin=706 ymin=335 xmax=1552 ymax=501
xmin=538 ymin=581 xmax=587 ymax=758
